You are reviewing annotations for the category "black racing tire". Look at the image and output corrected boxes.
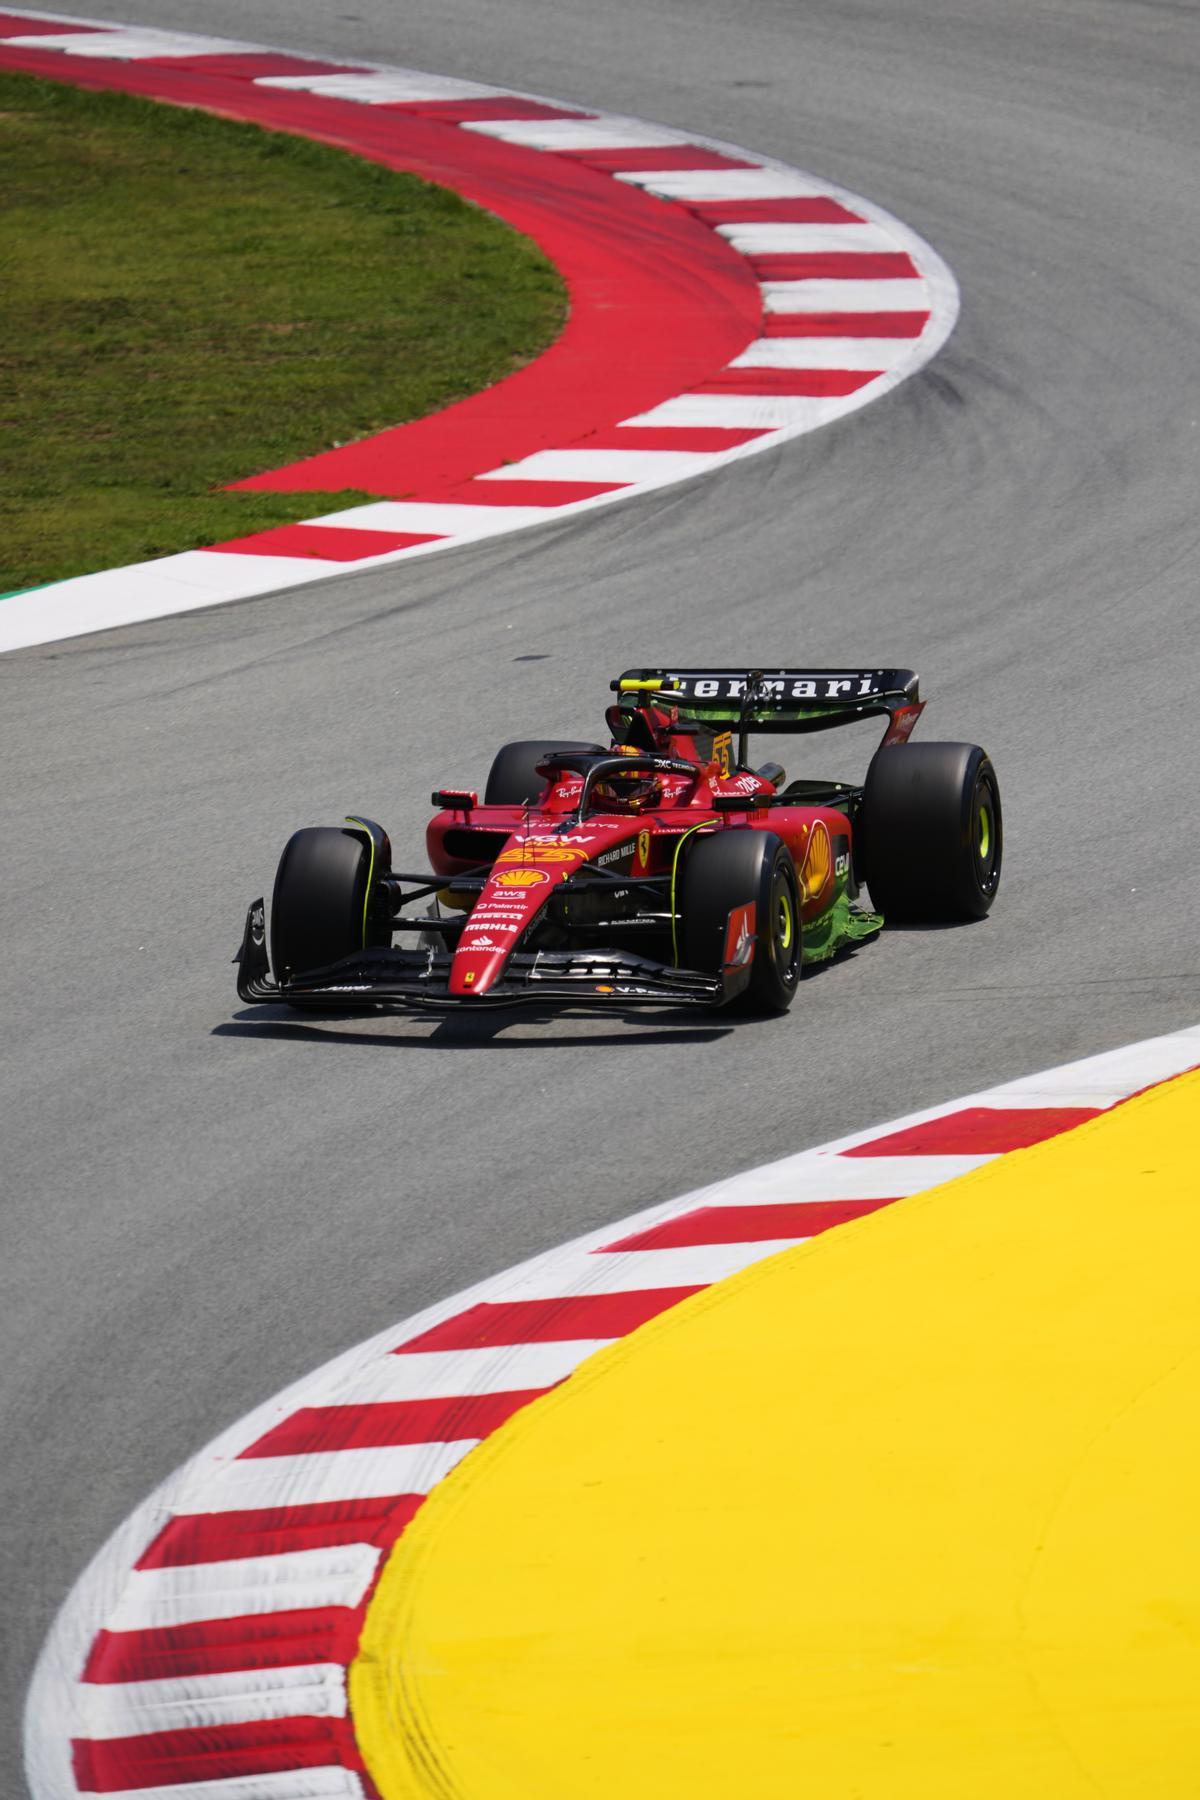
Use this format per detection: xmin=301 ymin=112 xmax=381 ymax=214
xmin=680 ymin=829 xmax=802 ymax=1014
xmin=860 ymin=741 xmax=1002 ymax=922
xmin=270 ymin=826 xmax=374 ymax=981
xmin=483 ymin=739 xmax=604 ymax=805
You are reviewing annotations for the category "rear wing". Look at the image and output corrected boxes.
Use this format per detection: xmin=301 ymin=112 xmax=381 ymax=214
xmin=613 ymin=668 xmax=921 ymax=735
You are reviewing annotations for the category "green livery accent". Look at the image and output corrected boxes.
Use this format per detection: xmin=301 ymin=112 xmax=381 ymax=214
xmin=344 ymin=816 xmax=376 ymax=951
xmin=801 ymin=890 xmax=884 ymax=966
xmin=679 ymin=698 xmax=867 ymax=728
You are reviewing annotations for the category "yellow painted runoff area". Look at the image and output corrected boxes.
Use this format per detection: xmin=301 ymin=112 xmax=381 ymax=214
xmin=352 ymin=1071 xmax=1200 ymax=1800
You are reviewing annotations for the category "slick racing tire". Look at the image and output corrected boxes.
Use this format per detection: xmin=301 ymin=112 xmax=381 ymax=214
xmin=484 ymin=739 xmax=604 ymax=805
xmin=270 ymin=826 xmax=379 ymax=982
xmin=860 ymin=742 xmax=1002 ymax=922
xmin=681 ymin=829 xmax=802 ymax=1014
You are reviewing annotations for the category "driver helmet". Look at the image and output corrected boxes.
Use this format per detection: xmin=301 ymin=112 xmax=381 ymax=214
xmin=595 ymin=744 xmax=662 ymax=812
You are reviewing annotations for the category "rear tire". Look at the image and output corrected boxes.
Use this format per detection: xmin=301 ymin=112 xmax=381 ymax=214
xmin=270 ymin=826 xmax=375 ymax=981
xmin=860 ymin=742 xmax=1002 ymax=921
xmin=484 ymin=739 xmax=604 ymax=805
xmin=680 ymin=829 xmax=802 ymax=1013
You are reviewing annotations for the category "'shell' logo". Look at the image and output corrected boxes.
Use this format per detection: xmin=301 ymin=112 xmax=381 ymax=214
xmin=800 ymin=821 xmax=832 ymax=902
xmin=494 ymin=868 xmax=550 ymax=888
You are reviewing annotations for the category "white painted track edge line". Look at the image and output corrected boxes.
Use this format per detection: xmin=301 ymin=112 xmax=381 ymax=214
xmin=24 ymin=1023 xmax=1200 ymax=1796
xmin=69 ymin=1773 xmax=368 ymax=1800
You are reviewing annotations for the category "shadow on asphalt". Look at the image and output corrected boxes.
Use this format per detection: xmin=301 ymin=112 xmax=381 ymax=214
xmin=214 ymin=1011 xmax=734 ymax=1050
xmin=211 ymin=953 xmax=881 ymax=1048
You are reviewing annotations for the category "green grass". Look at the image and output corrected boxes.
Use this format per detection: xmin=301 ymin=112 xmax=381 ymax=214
xmin=0 ymin=72 xmax=567 ymax=590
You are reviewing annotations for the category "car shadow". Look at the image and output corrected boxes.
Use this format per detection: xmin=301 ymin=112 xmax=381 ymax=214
xmin=214 ymin=1009 xmax=733 ymax=1050
xmin=214 ymin=945 xmax=878 ymax=1047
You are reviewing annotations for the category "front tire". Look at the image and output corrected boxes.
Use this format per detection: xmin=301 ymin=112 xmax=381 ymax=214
xmin=483 ymin=739 xmax=604 ymax=805
xmin=860 ymin=741 xmax=1002 ymax=921
xmin=680 ymin=829 xmax=802 ymax=1013
xmin=270 ymin=826 xmax=376 ymax=981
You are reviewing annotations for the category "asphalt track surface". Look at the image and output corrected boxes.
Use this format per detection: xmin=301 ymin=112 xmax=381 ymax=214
xmin=3 ymin=2 xmax=1199 ymax=1790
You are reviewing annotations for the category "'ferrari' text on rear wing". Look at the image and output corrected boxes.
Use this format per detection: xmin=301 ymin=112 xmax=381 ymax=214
xmin=614 ymin=668 xmax=920 ymax=734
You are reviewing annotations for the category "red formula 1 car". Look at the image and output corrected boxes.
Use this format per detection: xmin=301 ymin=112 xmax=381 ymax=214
xmin=235 ymin=668 xmax=1001 ymax=1014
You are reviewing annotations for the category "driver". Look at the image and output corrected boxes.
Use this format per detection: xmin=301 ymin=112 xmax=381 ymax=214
xmin=593 ymin=744 xmax=663 ymax=812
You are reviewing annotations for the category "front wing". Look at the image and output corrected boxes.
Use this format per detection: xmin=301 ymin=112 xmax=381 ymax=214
xmin=234 ymin=901 xmax=739 ymax=1011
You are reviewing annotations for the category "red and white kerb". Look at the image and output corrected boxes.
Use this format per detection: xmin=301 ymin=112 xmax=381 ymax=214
xmin=0 ymin=9 xmax=957 ymax=651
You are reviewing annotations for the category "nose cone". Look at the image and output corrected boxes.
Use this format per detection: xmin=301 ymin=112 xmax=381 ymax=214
xmin=449 ymin=867 xmax=556 ymax=996
xmin=448 ymin=824 xmax=642 ymax=997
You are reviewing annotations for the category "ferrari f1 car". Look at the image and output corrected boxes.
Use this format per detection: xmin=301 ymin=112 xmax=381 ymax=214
xmin=235 ymin=668 xmax=1001 ymax=1014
